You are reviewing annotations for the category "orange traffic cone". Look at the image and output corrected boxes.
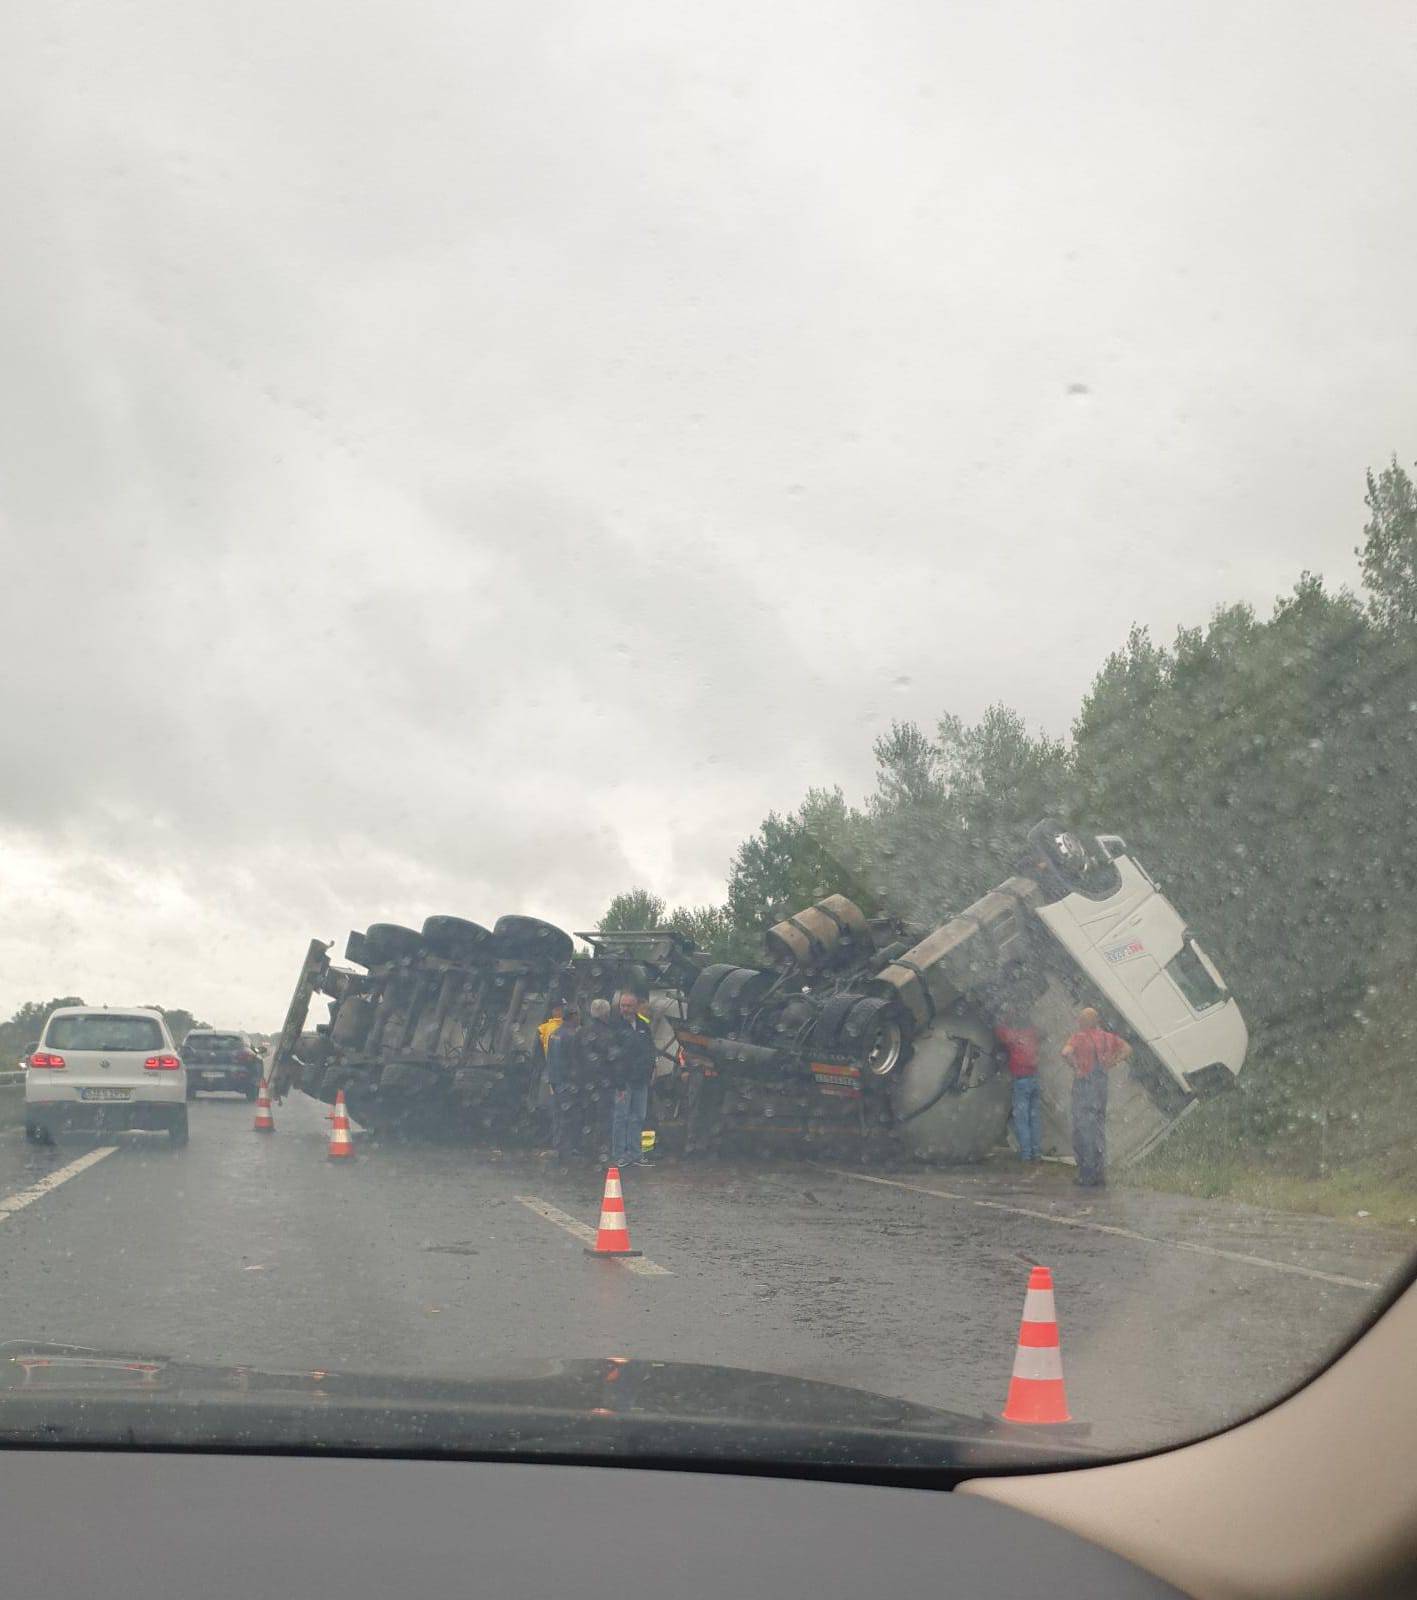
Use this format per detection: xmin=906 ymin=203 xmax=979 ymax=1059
xmin=253 ymin=1079 xmax=275 ymax=1133
xmin=327 ymin=1090 xmax=355 ymax=1161
xmin=584 ymin=1167 xmax=642 ymax=1258
xmin=1001 ymin=1265 xmax=1072 ymax=1424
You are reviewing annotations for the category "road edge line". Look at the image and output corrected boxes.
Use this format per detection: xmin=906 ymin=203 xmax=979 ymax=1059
xmin=0 ymin=1145 xmax=119 ymax=1221
xmin=829 ymin=1169 xmax=1382 ymax=1291
xmin=514 ymin=1194 xmax=672 ymax=1276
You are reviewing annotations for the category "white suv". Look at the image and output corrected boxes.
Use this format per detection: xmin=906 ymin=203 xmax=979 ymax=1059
xmin=26 ymin=1007 xmax=189 ymax=1146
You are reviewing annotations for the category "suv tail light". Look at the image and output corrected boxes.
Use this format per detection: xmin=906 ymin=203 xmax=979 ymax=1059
xmin=144 ymin=1055 xmax=182 ymax=1071
xmin=29 ymin=1052 xmax=66 ymax=1069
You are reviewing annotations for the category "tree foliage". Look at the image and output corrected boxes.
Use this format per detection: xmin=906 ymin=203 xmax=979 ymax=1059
xmin=1358 ymin=455 xmax=1417 ymax=627
xmin=599 ymin=889 xmax=668 ymax=933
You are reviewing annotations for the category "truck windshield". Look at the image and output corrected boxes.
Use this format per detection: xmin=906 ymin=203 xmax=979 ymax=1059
xmin=1166 ymin=942 xmax=1227 ymax=1013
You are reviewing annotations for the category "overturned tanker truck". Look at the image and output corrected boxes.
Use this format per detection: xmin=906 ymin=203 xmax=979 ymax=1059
xmin=270 ymin=822 xmax=1247 ymax=1165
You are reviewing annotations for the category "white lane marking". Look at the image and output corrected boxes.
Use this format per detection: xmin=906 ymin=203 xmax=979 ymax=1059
xmin=514 ymin=1195 xmax=672 ymax=1277
xmin=0 ymin=1146 xmax=118 ymax=1221
xmin=831 ymin=1169 xmax=1382 ymax=1292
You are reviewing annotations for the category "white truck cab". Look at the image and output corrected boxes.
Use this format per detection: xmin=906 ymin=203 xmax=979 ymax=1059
xmin=1033 ymin=840 xmax=1248 ymax=1098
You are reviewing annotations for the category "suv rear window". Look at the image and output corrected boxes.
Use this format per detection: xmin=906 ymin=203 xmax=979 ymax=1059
xmin=45 ymin=1015 xmax=165 ymax=1051
xmin=186 ymin=1033 xmax=243 ymax=1051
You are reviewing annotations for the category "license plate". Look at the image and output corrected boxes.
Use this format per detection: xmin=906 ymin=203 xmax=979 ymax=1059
xmin=79 ymin=1088 xmax=133 ymax=1102
xmin=200 ymin=1073 xmax=223 ymax=1083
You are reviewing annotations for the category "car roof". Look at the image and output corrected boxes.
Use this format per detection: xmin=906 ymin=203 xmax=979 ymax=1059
xmin=46 ymin=1006 xmax=167 ymax=1020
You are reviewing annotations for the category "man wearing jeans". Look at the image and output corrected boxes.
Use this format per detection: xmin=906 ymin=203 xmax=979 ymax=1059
xmin=995 ymin=1018 xmax=1042 ymax=1162
xmin=1062 ymin=1007 xmax=1131 ymax=1188
xmin=609 ymin=989 xmax=657 ymax=1169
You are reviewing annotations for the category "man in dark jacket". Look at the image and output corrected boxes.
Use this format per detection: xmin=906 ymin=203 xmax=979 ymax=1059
xmin=579 ymin=999 xmax=614 ymax=1163
xmin=609 ymin=990 xmax=657 ymax=1169
xmin=544 ymin=1005 xmax=582 ymax=1161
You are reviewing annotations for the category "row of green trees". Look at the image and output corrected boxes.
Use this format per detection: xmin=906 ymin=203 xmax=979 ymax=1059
xmin=602 ymin=456 xmax=1417 ymax=1156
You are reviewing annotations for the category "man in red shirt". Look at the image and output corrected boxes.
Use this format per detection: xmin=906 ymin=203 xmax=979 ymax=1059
xmin=995 ymin=1019 xmax=1042 ymax=1162
xmin=1061 ymin=1007 xmax=1132 ymax=1188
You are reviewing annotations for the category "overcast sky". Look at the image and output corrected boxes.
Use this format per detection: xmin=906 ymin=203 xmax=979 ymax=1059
xmin=1 ymin=0 xmax=1413 ymax=1026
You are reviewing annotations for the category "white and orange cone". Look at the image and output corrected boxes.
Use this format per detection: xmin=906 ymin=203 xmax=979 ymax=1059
xmin=1001 ymin=1265 xmax=1072 ymax=1424
xmin=584 ymin=1167 xmax=642 ymax=1258
xmin=327 ymin=1090 xmax=355 ymax=1161
xmin=253 ymin=1078 xmax=276 ymax=1133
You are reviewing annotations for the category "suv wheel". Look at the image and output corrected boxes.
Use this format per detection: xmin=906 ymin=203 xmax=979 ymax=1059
xmin=168 ymin=1107 xmax=190 ymax=1146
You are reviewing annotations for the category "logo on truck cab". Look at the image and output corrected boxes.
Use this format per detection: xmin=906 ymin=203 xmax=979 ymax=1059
xmin=1103 ymin=939 xmax=1146 ymax=965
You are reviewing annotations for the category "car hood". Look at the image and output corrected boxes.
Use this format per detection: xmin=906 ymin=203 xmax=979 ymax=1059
xmin=0 ymin=1344 xmax=1092 ymax=1470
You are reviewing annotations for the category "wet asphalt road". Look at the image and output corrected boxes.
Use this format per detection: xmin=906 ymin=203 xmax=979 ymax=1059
xmin=0 ymin=1092 xmax=1410 ymax=1454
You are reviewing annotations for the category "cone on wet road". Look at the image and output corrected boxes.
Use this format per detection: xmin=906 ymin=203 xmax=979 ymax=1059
xmin=1001 ymin=1265 xmax=1072 ymax=1424
xmin=327 ymin=1090 xmax=355 ymax=1161
xmin=584 ymin=1167 xmax=642 ymax=1258
xmin=253 ymin=1079 xmax=275 ymax=1133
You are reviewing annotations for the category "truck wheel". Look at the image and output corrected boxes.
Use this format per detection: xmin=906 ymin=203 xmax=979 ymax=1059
xmin=708 ymin=967 xmax=775 ymax=1027
xmin=687 ymin=965 xmax=739 ymax=1030
xmin=331 ymin=995 xmax=376 ymax=1049
xmin=363 ymin=924 xmax=425 ymax=966
xmin=810 ymin=994 xmax=862 ymax=1053
xmin=168 ymin=1108 xmax=190 ymax=1147
xmin=491 ymin=916 xmax=574 ymax=965
xmin=422 ymin=915 xmax=494 ymax=961
xmin=841 ymin=997 xmax=905 ymax=1077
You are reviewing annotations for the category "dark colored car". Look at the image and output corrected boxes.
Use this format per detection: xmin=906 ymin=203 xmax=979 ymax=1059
xmin=180 ymin=1031 xmax=263 ymax=1100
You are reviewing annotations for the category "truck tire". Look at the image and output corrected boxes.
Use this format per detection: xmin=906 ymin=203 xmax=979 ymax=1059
xmin=363 ymin=924 xmax=424 ymax=966
xmin=809 ymin=994 xmax=862 ymax=1053
xmin=708 ymin=967 xmax=775 ymax=1027
xmin=687 ymin=965 xmax=739 ymax=1031
xmin=422 ymin=915 xmax=494 ymax=961
xmin=840 ymin=997 xmax=905 ymax=1078
xmin=491 ymin=916 xmax=574 ymax=965
xmin=344 ymin=929 xmax=371 ymax=967
xmin=331 ymin=995 xmax=376 ymax=1049
xmin=378 ymin=1062 xmax=441 ymax=1097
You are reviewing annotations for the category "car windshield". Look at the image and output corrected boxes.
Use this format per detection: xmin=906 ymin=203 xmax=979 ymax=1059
xmin=0 ymin=0 xmax=1412 ymax=1477
xmin=44 ymin=1016 xmax=164 ymax=1052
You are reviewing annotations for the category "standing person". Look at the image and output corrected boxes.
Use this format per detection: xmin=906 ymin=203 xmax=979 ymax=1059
xmin=1061 ymin=1007 xmax=1131 ymax=1188
xmin=537 ymin=1001 xmax=565 ymax=1061
xmin=580 ymin=999 xmax=614 ymax=1164
xmin=995 ymin=1017 xmax=1042 ymax=1163
xmin=544 ymin=1005 xmax=582 ymax=1162
xmin=609 ymin=990 xmax=657 ymax=1170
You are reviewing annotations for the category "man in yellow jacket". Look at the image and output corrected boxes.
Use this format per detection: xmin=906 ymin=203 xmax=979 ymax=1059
xmin=537 ymin=1002 xmax=565 ymax=1062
